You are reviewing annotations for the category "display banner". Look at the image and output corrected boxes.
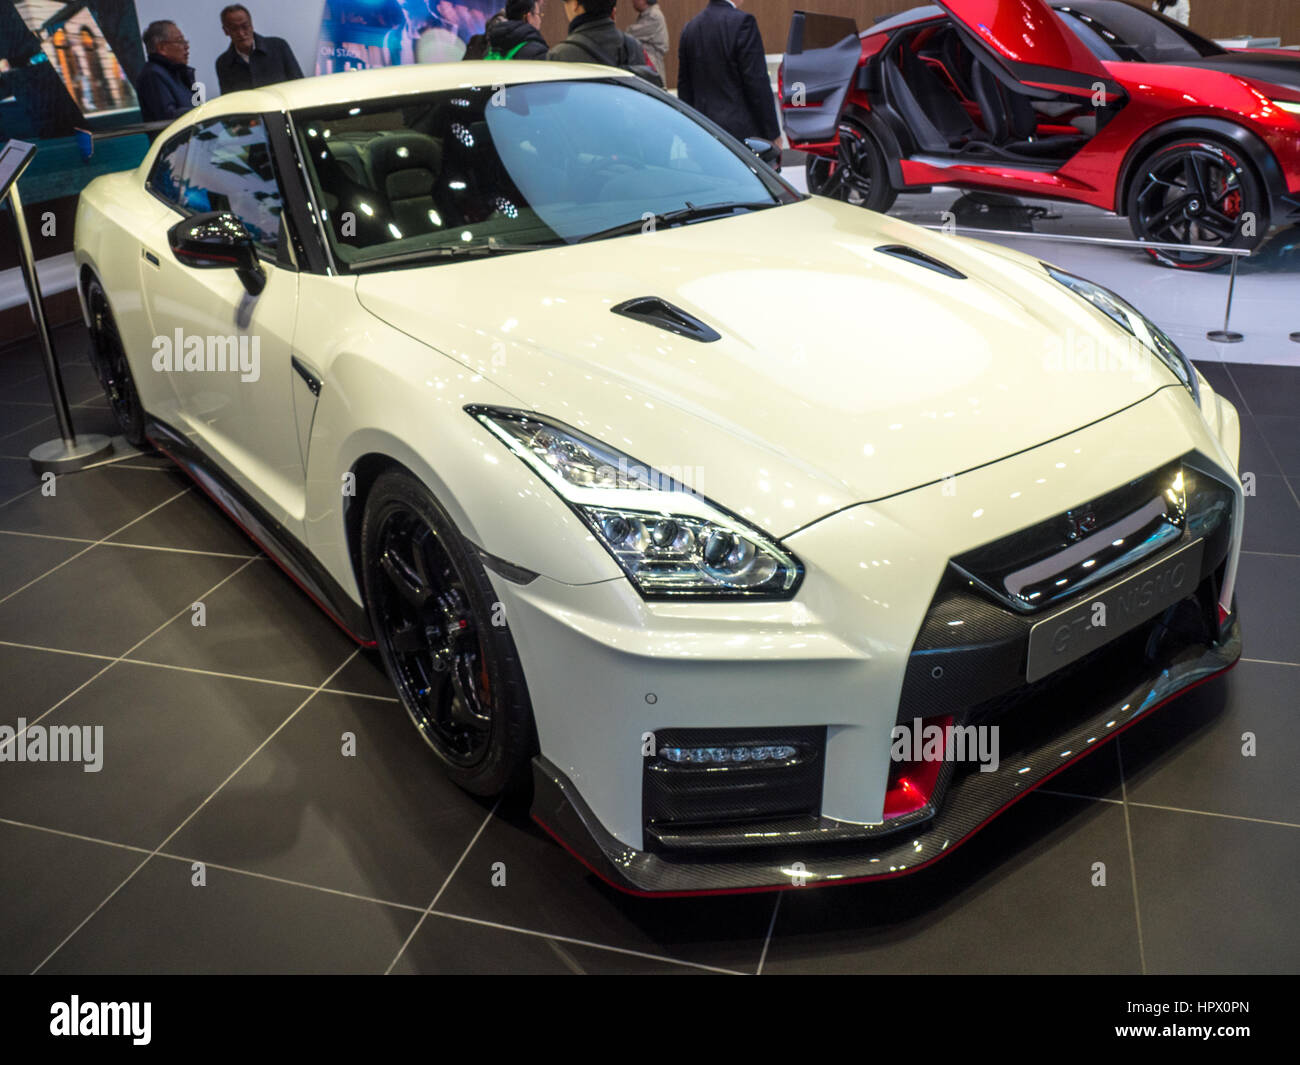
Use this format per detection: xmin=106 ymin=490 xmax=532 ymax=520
xmin=315 ymin=0 xmax=499 ymax=74
xmin=0 ymin=1 xmax=146 ymax=201
xmin=1 ymin=1 xmax=141 ymax=140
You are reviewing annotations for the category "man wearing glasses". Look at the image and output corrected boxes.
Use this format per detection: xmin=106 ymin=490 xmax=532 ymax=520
xmin=135 ymin=19 xmax=198 ymax=121
xmin=215 ymin=5 xmax=304 ymax=94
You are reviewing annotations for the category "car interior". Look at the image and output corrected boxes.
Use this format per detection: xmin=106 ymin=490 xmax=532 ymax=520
xmin=301 ymin=104 xmax=509 ymax=259
xmin=300 ymin=98 xmax=671 ymax=261
xmin=880 ymin=21 xmax=1114 ymax=164
xmin=297 ymin=84 xmax=776 ymax=266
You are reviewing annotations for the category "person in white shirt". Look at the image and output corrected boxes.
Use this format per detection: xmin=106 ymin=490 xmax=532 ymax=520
xmin=1152 ymin=0 xmax=1190 ymax=27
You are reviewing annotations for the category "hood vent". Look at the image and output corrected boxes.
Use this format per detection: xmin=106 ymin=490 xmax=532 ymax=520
xmin=612 ymin=296 xmax=721 ymax=343
xmin=874 ymin=244 xmax=967 ymax=280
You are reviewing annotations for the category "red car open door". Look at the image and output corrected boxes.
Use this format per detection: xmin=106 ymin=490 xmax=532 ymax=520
xmin=938 ymin=0 xmax=1124 ymax=100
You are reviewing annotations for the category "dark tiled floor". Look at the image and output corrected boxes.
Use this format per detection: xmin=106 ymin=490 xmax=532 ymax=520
xmin=0 ymin=325 xmax=1296 ymax=974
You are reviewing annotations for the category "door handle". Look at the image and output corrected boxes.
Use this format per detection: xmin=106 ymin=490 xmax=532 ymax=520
xmin=292 ymin=356 xmax=322 ymax=396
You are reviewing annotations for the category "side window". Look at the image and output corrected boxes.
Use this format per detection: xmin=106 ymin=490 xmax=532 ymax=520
xmin=181 ymin=115 xmax=284 ymax=253
xmin=147 ymin=130 xmax=190 ymax=206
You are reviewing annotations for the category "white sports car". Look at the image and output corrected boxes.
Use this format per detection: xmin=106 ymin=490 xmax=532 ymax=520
xmin=74 ymin=62 xmax=1243 ymax=895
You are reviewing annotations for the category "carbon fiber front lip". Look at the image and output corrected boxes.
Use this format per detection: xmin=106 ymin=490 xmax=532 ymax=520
xmin=530 ymin=619 xmax=1240 ymax=896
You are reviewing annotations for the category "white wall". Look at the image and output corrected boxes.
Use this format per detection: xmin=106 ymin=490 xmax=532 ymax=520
xmin=134 ymin=0 xmax=326 ymax=99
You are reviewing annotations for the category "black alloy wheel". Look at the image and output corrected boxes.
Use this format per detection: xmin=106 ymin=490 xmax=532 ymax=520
xmin=360 ymin=468 xmax=535 ymax=795
xmin=1127 ymin=139 xmax=1268 ymax=270
xmin=85 ymin=277 xmax=147 ymax=447
xmin=807 ymin=121 xmax=899 ymax=213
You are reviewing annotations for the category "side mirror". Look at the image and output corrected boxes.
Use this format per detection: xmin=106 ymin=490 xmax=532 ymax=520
xmin=167 ymin=211 xmax=266 ymax=296
xmin=744 ymin=137 xmax=782 ymax=171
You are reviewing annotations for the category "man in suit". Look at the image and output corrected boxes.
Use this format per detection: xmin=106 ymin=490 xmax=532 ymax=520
xmin=135 ymin=19 xmax=197 ymax=121
xmin=677 ymin=0 xmax=779 ymax=143
xmin=215 ymin=5 xmax=304 ymax=95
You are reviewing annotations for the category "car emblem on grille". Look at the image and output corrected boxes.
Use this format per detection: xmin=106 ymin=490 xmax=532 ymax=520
xmin=1065 ymin=507 xmax=1099 ymax=542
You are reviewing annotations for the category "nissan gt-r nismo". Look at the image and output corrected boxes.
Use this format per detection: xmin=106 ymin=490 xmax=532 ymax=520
xmin=73 ymin=61 xmax=1244 ymax=895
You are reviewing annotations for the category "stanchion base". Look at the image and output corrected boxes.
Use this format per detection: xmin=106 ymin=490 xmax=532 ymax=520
xmin=1206 ymin=330 xmax=1244 ymax=344
xmin=29 ymin=434 xmax=114 ymax=474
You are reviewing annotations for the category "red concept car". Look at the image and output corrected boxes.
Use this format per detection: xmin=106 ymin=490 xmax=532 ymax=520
xmin=780 ymin=0 xmax=1300 ymax=268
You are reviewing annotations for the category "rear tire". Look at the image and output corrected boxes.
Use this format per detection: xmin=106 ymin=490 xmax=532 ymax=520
xmin=360 ymin=468 xmax=536 ymax=796
xmin=1126 ymin=137 xmax=1268 ymax=270
xmin=85 ymin=277 xmax=147 ymax=447
xmin=808 ymin=121 xmax=899 ymax=213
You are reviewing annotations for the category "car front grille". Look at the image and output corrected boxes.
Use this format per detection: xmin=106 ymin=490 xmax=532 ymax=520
xmin=641 ymin=453 xmax=1237 ymax=856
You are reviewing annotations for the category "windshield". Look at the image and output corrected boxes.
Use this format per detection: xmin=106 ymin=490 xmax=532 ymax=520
xmin=293 ymin=78 xmax=796 ymax=270
xmin=1054 ymin=2 xmax=1223 ymax=63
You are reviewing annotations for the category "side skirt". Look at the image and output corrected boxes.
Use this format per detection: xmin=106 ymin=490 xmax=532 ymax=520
xmin=145 ymin=416 xmax=376 ymax=646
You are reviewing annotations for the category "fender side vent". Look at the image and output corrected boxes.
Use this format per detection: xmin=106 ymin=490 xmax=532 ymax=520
xmin=875 ymin=244 xmax=967 ymax=279
xmin=611 ymin=297 xmax=721 ymax=343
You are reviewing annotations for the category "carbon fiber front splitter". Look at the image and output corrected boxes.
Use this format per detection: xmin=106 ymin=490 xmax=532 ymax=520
xmin=529 ymin=619 xmax=1241 ymax=896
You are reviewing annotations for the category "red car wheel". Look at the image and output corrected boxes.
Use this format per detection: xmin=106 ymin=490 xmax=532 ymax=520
xmin=808 ymin=122 xmax=899 ymax=214
xmin=1127 ymin=139 xmax=1268 ymax=270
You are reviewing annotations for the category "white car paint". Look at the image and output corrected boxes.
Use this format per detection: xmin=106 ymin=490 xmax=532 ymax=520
xmin=74 ymin=62 xmax=1243 ymax=864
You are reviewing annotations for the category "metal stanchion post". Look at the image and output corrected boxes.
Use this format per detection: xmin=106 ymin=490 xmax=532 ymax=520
xmin=1 ymin=140 xmax=113 ymax=473
xmin=1206 ymin=252 xmax=1243 ymax=344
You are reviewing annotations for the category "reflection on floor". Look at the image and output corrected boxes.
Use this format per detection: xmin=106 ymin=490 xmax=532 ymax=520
xmin=0 ymin=322 xmax=1297 ymax=974
xmin=784 ymin=163 xmax=1300 ymax=368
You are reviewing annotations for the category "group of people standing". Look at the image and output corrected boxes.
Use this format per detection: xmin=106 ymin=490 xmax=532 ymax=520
xmin=134 ymin=4 xmax=302 ymax=121
xmin=478 ymin=0 xmax=778 ymax=143
xmin=135 ymin=0 xmax=780 ymax=146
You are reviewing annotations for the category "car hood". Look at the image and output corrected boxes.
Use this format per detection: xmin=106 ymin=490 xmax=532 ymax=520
xmin=356 ymin=197 xmax=1169 ymax=535
xmin=1180 ymin=51 xmax=1300 ymax=96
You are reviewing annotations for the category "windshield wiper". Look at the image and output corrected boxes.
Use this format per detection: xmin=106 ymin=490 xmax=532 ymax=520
xmin=350 ymin=237 xmax=556 ymax=272
xmin=574 ymin=200 xmax=779 ymax=244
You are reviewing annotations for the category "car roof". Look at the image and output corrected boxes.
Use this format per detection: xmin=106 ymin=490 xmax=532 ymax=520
xmin=868 ymin=5 xmax=944 ymax=35
xmin=189 ymin=60 xmax=632 ymax=120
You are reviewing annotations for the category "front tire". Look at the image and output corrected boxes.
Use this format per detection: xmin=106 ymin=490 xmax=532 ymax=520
xmin=807 ymin=121 xmax=899 ymax=213
xmin=1126 ymin=138 xmax=1268 ymax=270
xmin=85 ymin=277 xmax=147 ymax=447
xmin=360 ymin=468 xmax=535 ymax=796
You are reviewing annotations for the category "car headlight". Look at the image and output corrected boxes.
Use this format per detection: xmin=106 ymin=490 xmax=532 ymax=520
xmin=1043 ymin=265 xmax=1200 ymax=407
xmin=469 ymin=407 xmax=803 ymax=599
xmin=1273 ymin=99 xmax=1300 ymax=116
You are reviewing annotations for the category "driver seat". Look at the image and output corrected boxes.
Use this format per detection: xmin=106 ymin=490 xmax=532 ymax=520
xmin=970 ymin=63 xmax=1083 ymax=158
xmin=368 ymin=133 xmax=445 ymax=236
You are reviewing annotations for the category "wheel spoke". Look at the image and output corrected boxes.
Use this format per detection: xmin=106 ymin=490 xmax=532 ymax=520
xmin=380 ymin=544 xmax=432 ymax=610
xmin=1144 ymin=195 xmax=1193 ymax=240
xmin=449 ymin=653 xmax=490 ymax=727
xmin=1199 ymin=210 xmax=1238 ymax=241
xmin=1185 ymin=153 xmax=1212 ymax=203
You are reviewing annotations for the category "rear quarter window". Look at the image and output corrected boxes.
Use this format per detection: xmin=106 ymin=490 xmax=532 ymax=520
xmin=146 ymin=130 xmax=190 ymax=206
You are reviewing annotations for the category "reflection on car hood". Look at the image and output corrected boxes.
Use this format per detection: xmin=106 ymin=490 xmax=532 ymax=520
xmin=357 ymin=197 xmax=1172 ymax=535
xmin=1178 ymin=52 xmax=1300 ymax=94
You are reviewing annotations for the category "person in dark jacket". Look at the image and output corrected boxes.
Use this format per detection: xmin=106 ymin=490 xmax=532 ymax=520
xmin=463 ymin=11 xmax=505 ymax=59
xmin=215 ymin=5 xmax=304 ymax=94
xmin=678 ymin=0 xmax=779 ymax=143
xmin=135 ymin=20 xmax=197 ymax=121
xmin=548 ymin=0 xmax=648 ymax=67
xmin=486 ymin=0 xmax=548 ymax=59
